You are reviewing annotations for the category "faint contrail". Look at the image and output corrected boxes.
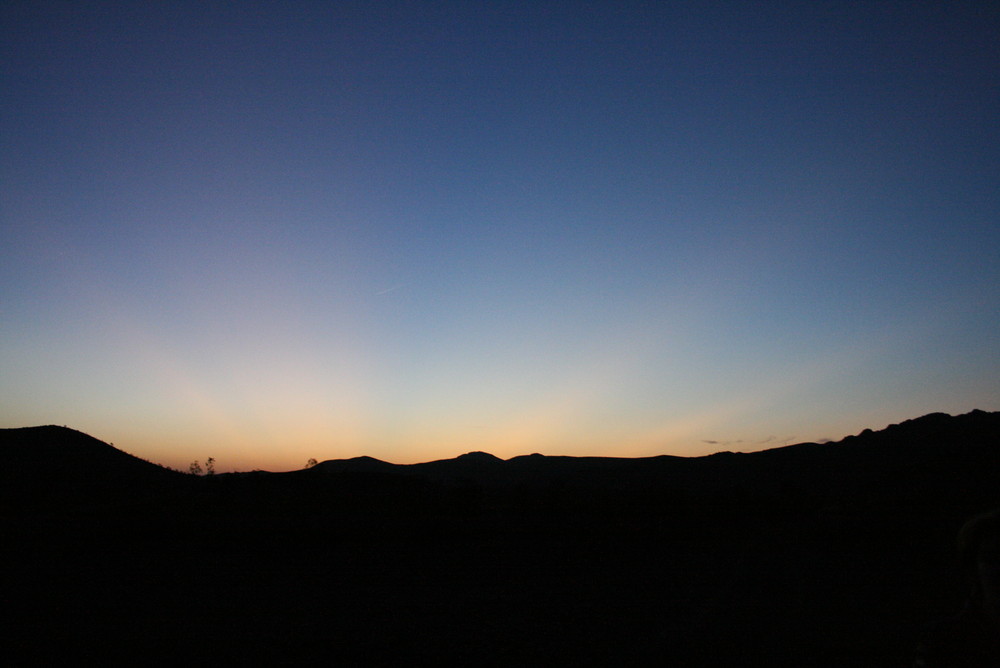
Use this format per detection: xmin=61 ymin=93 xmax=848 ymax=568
xmin=375 ymin=284 xmax=404 ymax=296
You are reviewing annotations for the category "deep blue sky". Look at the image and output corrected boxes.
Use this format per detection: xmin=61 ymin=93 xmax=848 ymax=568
xmin=2 ymin=1 xmax=998 ymax=470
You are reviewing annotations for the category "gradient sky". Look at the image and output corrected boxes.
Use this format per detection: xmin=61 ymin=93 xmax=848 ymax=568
xmin=3 ymin=1 xmax=998 ymax=472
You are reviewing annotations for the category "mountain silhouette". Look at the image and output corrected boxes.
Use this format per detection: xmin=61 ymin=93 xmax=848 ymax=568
xmin=0 ymin=424 xmax=176 ymax=474
xmin=4 ymin=410 xmax=1000 ymax=666
xmin=309 ymin=454 xmax=396 ymax=474
xmin=3 ymin=410 xmax=999 ymax=508
xmin=291 ymin=409 xmax=1000 ymax=497
xmin=0 ymin=425 xmax=187 ymax=511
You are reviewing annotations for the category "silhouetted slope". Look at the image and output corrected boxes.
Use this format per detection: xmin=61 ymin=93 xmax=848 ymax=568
xmin=4 ymin=411 xmax=999 ymax=666
xmin=308 ymin=454 xmax=396 ymax=474
xmin=0 ymin=425 xmax=187 ymax=510
xmin=5 ymin=411 xmax=998 ymax=512
xmin=293 ymin=410 xmax=1000 ymax=501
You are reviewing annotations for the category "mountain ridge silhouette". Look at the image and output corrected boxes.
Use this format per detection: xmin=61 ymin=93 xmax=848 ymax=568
xmin=3 ymin=409 xmax=998 ymax=492
xmin=4 ymin=410 xmax=999 ymax=666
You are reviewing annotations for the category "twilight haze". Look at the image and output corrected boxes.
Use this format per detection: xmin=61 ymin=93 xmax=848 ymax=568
xmin=2 ymin=2 xmax=998 ymax=472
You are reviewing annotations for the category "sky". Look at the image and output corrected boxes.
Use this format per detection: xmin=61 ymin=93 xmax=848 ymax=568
xmin=2 ymin=1 xmax=998 ymax=472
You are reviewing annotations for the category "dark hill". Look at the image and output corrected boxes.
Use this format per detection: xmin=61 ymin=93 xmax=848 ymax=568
xmin=308 ymin=454 xmax=396 ymax=474
xmin=0 ymin=425 xmax=179 ymax=477
xmin=293 ymin=410 xmax=1000 ymax=501
xmin=5 ymin=410 xmax=999 ymax=504
xmin=0 ymin=425 xmax=188 ymax=511
xmin=4 ymin=410 xmax=1000 ymax=666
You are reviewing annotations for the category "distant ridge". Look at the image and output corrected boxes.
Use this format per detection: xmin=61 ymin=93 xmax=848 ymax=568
xmin=303 ymin=410 xmax=994 ymax=467
xmin=311 ymin=455 xmax=396 ymax=474
xmin=456 ymin=451 xmax=503 ymax=462
xmin=303 ymin=409 xmax=995 ymax=478
xmin=4 ymin=411 xmax=1000 ymax=666
xmin=3 ymin=410 xmax=998 ymax=499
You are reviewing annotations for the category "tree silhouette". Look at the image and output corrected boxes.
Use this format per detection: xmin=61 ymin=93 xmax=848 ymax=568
xmin=188 ymin=460 xmax=202 ymax=476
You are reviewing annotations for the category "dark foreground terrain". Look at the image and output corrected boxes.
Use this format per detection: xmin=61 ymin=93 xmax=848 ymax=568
xmin=4 ymin=410 xmax=1000 ymax=666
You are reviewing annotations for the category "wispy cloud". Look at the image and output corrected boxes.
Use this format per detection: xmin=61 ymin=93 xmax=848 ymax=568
xmin=701 ymin=435 xmax=800 ymax=450
xmin=701 ymin=438 xmax=745 ymax=447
